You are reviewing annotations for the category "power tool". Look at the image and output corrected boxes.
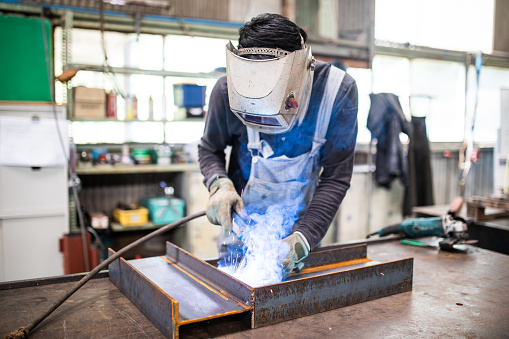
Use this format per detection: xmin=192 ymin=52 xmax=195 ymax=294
xmin=367 ymin=214 xmax=477 ymax=251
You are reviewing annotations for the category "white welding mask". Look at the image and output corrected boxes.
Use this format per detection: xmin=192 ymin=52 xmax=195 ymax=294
xmin=226 ymin=41 xmax=315 ymax=134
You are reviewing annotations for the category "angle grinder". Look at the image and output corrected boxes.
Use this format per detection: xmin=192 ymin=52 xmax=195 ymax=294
xmin=367 ymin=214 xmax=477 ymax=251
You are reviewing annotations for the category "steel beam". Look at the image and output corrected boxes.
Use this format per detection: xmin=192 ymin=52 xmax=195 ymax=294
xmin=109 ymin=242 xmax=413 ymax=338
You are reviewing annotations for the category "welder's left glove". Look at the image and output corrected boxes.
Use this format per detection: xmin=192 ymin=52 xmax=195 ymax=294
xmin=281 ymin=232 xmax=310 ymax=277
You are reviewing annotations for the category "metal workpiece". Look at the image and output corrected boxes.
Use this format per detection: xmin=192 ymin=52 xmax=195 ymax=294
xmin=109 ymin=249 xmax=251 ymax=339
xmin=164 ymin=242 xmax=254 ymax=306
xmin=109 ymin=242 xmax=413 ymax=338
xmin=253 ymin=256 xmax=413 ymax=328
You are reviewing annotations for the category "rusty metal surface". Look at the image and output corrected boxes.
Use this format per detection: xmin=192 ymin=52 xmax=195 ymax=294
xmin=129 ymin=256 xmax=250 ymax=323
xmin=109 ymin=251 xmax=179 ymax=338
xmin=299 ymin=243 xmax=368 ymax=267
xmin=253 ymin=259 xmax=413 ymax=328
xmin=109 ymin=249 xmax=250 ymax=338
xmin=111 ymin=242 xmax=413 ymax=335
xmin=165 ymin=242 xmax=254 ymax=306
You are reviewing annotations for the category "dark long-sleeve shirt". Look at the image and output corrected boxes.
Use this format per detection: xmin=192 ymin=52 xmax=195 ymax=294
xmin=198 ymin=61 xmax=358 ymax=249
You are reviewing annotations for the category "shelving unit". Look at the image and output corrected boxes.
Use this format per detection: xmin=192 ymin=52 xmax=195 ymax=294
xmin=52 ymin=9 xmax=224 ymax=259
xmin=111 ymin=221 xmax=163 ymax=232
xmin=76 ymin=163 xmax=199 ymax=175
xmin=75 ymin=162 xmax=204 ymax=259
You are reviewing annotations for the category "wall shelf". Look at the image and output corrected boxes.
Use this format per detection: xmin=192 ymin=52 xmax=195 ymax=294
xmin=71 ymin=64 xmax=225 ymax=79
xmin=71 ymin=118 xmax=204 ymax=122
xmin=76 ymin=163 xmax=199 ymax=175
xmin=111 ymin=221 xmax=163 ymax=233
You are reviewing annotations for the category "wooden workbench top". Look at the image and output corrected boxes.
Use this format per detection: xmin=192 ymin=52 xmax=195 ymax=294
xmin=1 ymin=241 xmax=508 ymax=338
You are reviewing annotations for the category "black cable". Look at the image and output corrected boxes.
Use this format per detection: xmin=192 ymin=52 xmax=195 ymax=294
xmin=5 ymin=210 xmax=206 ymax=339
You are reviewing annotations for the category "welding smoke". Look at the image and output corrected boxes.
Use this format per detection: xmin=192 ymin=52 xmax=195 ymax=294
xmin=218 ymin=200 xmax=301 ymax=287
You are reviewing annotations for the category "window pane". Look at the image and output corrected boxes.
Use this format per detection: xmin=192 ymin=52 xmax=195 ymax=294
xmin=372 ymin=55 xmax=411 ymax=115
xmin=71 ymin=122 xmax=126 ymax=144
xmin=128 ymin=75 xmax=164 ymax=120
xmin=471 ymin=66 xmax=509 ymax=142
xmin=410 ymin=59 xmax=466 ymax=142
xmin=125 ymin=34 xmax=163 ymax=70
xmin=346 ymin=67 xmax=373 ymax=143
xmin=125 ymin=122 xmax=164 ymax=143
xmin=164 ymin=36 xmax=229 ymax=73
xmin=375 ymin=0 xmax=495 ymax=53
xmin=70 ymin=121 xmax=164 ymax=144
xmin=165 ymin=121 xmax=205 ymax=144
xmin=71 ymin=28 xmax=126 ymax=67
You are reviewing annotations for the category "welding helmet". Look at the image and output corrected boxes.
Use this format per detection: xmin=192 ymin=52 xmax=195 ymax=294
xmin=226 ymin=41 xmax=315 ymax=134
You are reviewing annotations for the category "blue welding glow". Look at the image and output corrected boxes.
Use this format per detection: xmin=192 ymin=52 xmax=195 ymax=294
xmin=218 ymin=202 xmax=298 ymax=287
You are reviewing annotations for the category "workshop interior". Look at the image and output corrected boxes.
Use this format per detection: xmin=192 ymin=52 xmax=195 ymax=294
xmin=0 ymin=0 xmax=508 ymax=338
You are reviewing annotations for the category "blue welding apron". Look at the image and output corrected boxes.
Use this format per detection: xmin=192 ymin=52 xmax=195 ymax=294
xmin=242 ymin=66 xmax=346 ymax=231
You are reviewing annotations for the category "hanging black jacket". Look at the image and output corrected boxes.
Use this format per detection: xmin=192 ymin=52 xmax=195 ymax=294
xmin=367 ymin=93 xmax=411 ymax=189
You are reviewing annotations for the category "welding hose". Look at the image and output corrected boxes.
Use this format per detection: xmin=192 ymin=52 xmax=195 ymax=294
xmin=5 ymin=210 xmax=206 ymax=339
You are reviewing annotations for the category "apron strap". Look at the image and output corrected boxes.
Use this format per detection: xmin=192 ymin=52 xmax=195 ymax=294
xmin=247 ymin=127 xmax=274 ymax=158
xmin=310 ymin=66 xmax=346 ymax=157
xmin=247 ymin=127 xmax=261 ymax=152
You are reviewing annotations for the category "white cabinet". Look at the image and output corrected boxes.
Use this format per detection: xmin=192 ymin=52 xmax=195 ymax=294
xmin=0 ymin=104 xmax=69 ymax=282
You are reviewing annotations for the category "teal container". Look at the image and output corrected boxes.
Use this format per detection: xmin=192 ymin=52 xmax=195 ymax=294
xmin=142 ymin=197 xmax=185 ymax=225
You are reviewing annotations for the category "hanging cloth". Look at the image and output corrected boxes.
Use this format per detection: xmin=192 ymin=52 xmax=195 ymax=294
xmin=367 ymin=93 xmax=411 ymax=189
xmin=403 ymin=115 xmax=434 ymax=216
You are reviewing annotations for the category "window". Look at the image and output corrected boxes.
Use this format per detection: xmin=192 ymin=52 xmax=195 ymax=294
xmin=54 ymin=28 xmax=228 ymax=144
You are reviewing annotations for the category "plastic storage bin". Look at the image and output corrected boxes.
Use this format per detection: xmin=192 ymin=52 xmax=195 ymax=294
xmin=113 ymin=207 xmax=149 ymax=226
xmin=142 ymin=197 xmax=185 ymax=225
xmin=173 ymin=84 xmax=206 ymax=108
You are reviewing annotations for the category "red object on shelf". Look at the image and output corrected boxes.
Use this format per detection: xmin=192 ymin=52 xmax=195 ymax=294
xmin=59 ymin=233 xmax=99 ymax=274
xmin=107 ymin=90 xmax=117 ymax=118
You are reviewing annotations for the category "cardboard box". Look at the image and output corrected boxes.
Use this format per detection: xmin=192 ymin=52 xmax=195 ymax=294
xmin=73 ymin=87 xmax=106 ymax=119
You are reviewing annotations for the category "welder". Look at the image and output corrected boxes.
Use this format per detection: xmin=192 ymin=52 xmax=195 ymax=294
xmin=198 ymin=13 xmax=358 ymax=276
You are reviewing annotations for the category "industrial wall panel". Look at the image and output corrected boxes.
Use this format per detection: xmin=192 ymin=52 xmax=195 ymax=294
xmin=173 ymin=0 xmax=229 ymax=21
xmin=493 ymin=0 xmax=509 ymax=53
xmin=0 ymin=166 xmax=67 ymax=217
xmin=0 ymin=215 xmax=66 ymax=282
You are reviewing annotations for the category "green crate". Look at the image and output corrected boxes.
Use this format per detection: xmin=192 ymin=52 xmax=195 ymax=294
xmin=142 ymin=197 xmax=185 ymax=225
xmin=0 ymin=15 xmax=52 ymax=101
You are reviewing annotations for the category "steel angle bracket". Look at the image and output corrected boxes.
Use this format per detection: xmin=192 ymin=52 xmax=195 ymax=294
xmin=109 ymin=242 xmax=413 ymax=338
xmin=108 ymin=248 xmax=252 ymax=338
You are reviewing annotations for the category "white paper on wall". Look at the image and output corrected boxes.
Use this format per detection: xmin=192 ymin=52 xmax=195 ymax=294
xmin=0 ymin=116 xmax=69 ymax=167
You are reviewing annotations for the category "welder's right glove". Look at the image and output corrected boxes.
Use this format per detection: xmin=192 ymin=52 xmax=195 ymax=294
xmin=281 ymin=232 xmax=310 ymax=277
xmin=206 ymin=177 xmax=245 ymax=237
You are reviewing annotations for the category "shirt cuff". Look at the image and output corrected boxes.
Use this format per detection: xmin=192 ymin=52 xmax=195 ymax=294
xmin=205 ymin=173 xmax=228 ymax=191
xmin=294 ymin=231 xmax=311 ymax=252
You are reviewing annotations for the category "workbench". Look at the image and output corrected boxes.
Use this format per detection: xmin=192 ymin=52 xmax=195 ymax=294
xmin=1 ymin=241 xmax=508 ymax=338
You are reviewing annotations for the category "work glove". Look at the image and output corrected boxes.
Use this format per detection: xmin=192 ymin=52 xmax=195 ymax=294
xmin=206 ymin=178 xmax=245 ymax=237
xmin=281 ymin=232 xmax=310 ymax=277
